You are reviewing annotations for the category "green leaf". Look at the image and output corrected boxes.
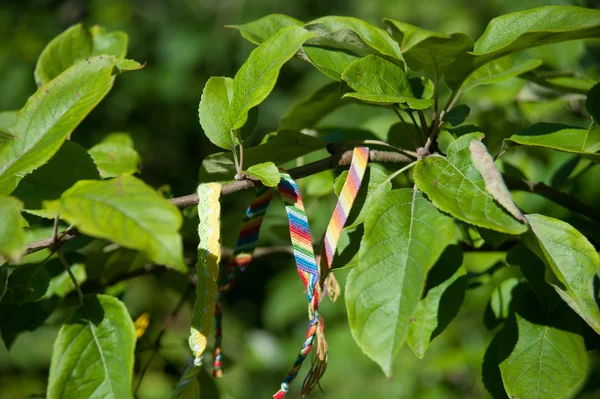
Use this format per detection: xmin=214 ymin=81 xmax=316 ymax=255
xmin=0 ymin=196 xmax=26 ymax=262
xmin=229 ymin=26 xmax=315 ymax=130
xmin=0 ymin=111 xmax=17 ymax=141
xmin=48 ymin=294 xmax=136 ymax=399
xmin=413 ymin=133 xmax=528 ymax=234
xmin=35 ymin=24 xmax=128 ymax=87
xmin=523 ymin=73 xmax=597 ymax=95
xmin=462 ymin=56 xmax=542 ymax=92
xmin=303 ymin=47 xmax=361 ymax=81
xmin=305 ymin=16 xmax=403 ymax=64
xmin=88 ymin=133 xmax=141 ymax=178
xmin=504 ymin=122 xmax=600 ymax=162
xmin=245 ymin=162 xmax=281 ymax=187
xmin=333 ymin=166 xmax=391 ymax=228
xmin=346 ymin=189 xmax=454 ymax=375
xmin=4 ymin=263 xmax=50 ymax=304
xmin=199 ymin=130 xmax=324 ymax=182
xmin=445 ymin=104 xmax=470 ymax=127
xmin=279 ymin=82 xmax=350 ymax=131
xmin=522 ymin=214 xmax=600 ymax=333
xmin=586 ymin=82 xmax=600 ymax=123
xmin=469 ymin=139 xmax=526 ymax=223
xmin=198 ymin=77 xmax=235 ymax=150
xmin=383 ymin=19 xmax=473 ymax=79
xmin=227 ymin=14 xmax=303 ymax=45
xmin=44 ymin=175 xmax=186 ymax=272
xmin=0 ymin=56 xmax=141 ymax=195
xmin=302 ymin=170 xmax=334 ymax=197
xmin=13 ymin=140 xmax=100 ymax=209
xmin=446 ymin=6 xmax=600 ymax=90
xmin=341 ymin=55 xmax=432 ymax=109
xmin=406 ymin=245 xmax=467 ymax=358
xmin=499 ymin=292 xmax=588 ymax=399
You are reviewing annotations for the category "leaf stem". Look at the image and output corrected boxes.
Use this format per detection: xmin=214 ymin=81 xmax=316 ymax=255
xmin=57 ymin=249 xmax=84 ymax=304
xmin=236 ymin=129 xmax=244 ymax=172
xmin=417 ymin=110 xmax=429 ymax=136
xmin=424 ymin=89 xmax=463 ymax=154
xmin=381 ymin=160 xmax=418 ymax=186
xmin=407 ymin=111 xmax=425 ymax=144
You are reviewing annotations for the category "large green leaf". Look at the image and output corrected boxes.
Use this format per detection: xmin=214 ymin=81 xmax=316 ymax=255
xmin=228 ymin=26 xmax=315 ymax=130
xmin=227 ymin=14 xmax=303 ymax=45
xmin=383 ymin=20 xmax=473 ymax=80
xmin=413 ymin=133 xmax=528 ymax=234
xmin=0 ymin=56 xmax=141 ymax=195
xmin=48 ymin=294 xmax=136 ymax=399
xmin=0 ymin=296 xmax=59 ymax=348
xmin=304 ymin=16 xmax=403 ymax=64
xmin=35 ymin=24 xmax=128 ymax=87
xmin=44 ymin=175 xmax=186 ymax=272
xmin=522 ymin=214 xmax=600 ymax=333
xmin=462 ymin=56 xmax=543 ymax=92
xmin=198 ymin=77 xmax=235 ymax=150
xmin=0 ymin=196 xmax=26 ymax=262
xmin=341 ymin=55 xmax=432 ymax=109
xmin=446 ymin=6 xmax=600 ymax=90
xmin=88 ymin=132 xmax=141 ymax=178
xmin=499 ymin=293 xmax=588 ymax=399
xmin=199 ymin=130 xmax=324 ymax=182
xmin=279 ymin=82 xmax=350 ymax=131
xmin=346 ymin=189 xmax=454 ymax=375
xmin=504 ymin=122 xmax=600 ymax=162
xmin=13 ymin=140 xmax=100 ymax=209
xmin=302 ymin=47 xmax=361 ymax=81
xmin=406 ymin=245 xmax=467 ymax=358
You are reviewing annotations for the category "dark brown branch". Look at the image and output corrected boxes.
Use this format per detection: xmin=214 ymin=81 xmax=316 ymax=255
xmin=504 ymin=175 xmax=600 ymax=223
xmin=24 ymin=149 xmax=411 ymax=256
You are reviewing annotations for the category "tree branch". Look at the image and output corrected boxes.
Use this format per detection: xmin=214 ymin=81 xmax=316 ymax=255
xmin=503 ymin=175 xmax=600 ymax=223
xmin=24 ymin=148 xmax=413 ymax=256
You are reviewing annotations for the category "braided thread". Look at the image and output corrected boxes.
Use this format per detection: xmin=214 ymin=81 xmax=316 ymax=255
xmin=321 ymin=147 xmax=369 ymax=300
xmin=274 ymin=172 xmax=321 ymax=398
xmin=213 ymin=187 xmax=273 ymax=377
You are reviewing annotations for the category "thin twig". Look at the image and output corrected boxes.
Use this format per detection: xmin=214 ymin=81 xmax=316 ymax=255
xmin=417 ymin=110 xmax=429 ymax=136
xmin=51 ymin=215 xmax=60 ymax=244
xmin=57 ymin=249 xmax=84 ymax=304
xmin=134 ymin=285 xmax=194 ymax=394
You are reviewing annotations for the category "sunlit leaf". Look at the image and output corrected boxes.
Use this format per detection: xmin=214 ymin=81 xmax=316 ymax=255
xmin=245 ymin=162 xmax=281 ymax=187
xmin=446 ymin=6 xmax=600 ymax=90
xmin=499 ymin=292 xmax=588 ymax=399
xmin=341 ymin=55 xmax=432 ymax=109
xmin=0 ymin=56 xmax=141 ymax=195
xmin=346 ymin=189 xmax=453 ymax=375
xmin=462 ymin=56 xmax=542 ymax=92
xmin=227 ymin=14 xmax=303 ymax=45
xmin=229 ymin=26 xmax=315 ymax=130
xmin=198 ymin=77 xmax=235 ymax=150
xmin=414 ymin=133 xmax=528 ymax=234
xmin=47 ymin=294 xmax=136 ymax=399
xmin=44 ymin=175 xmax=186 ymax=272
xmin=35 ymin=24 xmax=128 ymax=87
xmin=523 ymin=214 xmax=600 ymax=333
xmin=406 ymin=245 xmax=467 ymax=358
xmin=504 ymin=122 xmax=600 ymax=162
xmin=88 ymin=132 xmax=141 ymax=178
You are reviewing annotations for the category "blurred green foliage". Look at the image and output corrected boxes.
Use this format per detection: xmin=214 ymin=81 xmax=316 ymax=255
xmin=1 ymin=0 xmax=600 ymax=398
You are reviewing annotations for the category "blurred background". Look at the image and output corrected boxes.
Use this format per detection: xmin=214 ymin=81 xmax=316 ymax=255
xmin=1 ymin=0 xmax=600 ymax=398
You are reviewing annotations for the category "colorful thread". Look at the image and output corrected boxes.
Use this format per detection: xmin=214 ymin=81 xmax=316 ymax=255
xmin=321 ymin=147 xmax=369 ymax=299
xmin=213 ymin=187 xmax=273 ymax=377
xmin=273 ymin=172 xmax=321 ymax=399
xmin=176 ymin=183 xmax=222 ymax=396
